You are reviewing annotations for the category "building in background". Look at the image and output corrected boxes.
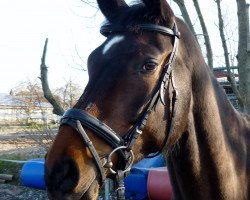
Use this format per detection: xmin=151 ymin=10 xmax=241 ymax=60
xmin=213 ymin=66 xmax=239 ymax=109
xmin=0 ymin=93 xmax=59 ymax=126
xmin=0 ymin=67 xmax=240 ymax=126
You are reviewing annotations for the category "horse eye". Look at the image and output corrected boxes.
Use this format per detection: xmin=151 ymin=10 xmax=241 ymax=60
xmin=142 ymin=62 xmax=158 ymax=72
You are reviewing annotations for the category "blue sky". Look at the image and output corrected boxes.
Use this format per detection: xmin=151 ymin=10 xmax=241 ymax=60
xmin=0 ymin=0 xmax=239 ymax=93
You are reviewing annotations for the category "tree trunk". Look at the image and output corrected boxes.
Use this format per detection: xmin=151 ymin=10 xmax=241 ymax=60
xmin=173 ymin=0 xmax=196 ymax=36
xmin=237 ymin=0 xmax=250 ymax=114
xmin=215 ymin=0 xmax=244 ymax=109
xmin=192 ymin=0 xmax=214 ymax=70
xmin=40 ymin=38 xmax=65 ymax=116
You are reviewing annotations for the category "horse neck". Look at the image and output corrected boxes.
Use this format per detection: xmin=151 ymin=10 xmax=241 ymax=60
xmin=167 ymin=64 xmax=250 ymax=199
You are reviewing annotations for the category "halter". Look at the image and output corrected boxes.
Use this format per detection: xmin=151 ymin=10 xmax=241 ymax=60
xmin=60 ymin=21 xmax=180 ymax=200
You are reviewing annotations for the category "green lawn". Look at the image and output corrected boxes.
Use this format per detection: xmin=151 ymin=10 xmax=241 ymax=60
xmin=0 ymin=154 xmax=44 ymax=185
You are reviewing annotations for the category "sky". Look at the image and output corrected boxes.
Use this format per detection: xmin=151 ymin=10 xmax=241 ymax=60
xmin=0 ymin=0 xmax=240 ymax=94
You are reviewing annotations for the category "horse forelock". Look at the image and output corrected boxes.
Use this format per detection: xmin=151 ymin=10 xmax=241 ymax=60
xmin=103 ymin=2 xmax=175 ymax=30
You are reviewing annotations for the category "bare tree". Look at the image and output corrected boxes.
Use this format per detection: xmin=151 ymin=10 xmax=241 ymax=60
xmin=192 ymin=0 xmax=214 ymax=69
xmin=11 ymin=80 xmax=58 ymax=150
xmin=80 ymin=0 xmax=97 ymax=8
xmin=173 ymin=0 xmax=196 ymax=36
xmin=215 ymin=0 xmax=244 ymax=109
xmin=11 ymin=80 xmax=49 ymax=124
xmin=40 ymin=38 xmax=65 ymax=116
xmin=54 ymin=80 xmax=82 ymax=110
xmin=236 ymin=0 xmax=250 ymax=114
xmin=39 ymin=38 xmax=84 ymax=115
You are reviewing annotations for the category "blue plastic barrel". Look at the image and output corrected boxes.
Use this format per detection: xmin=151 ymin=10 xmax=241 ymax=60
xmin=21 ymin=158 xmax=46 ymax=190
xmin=132 ymin=154 xmax=165 ymax=169
xmin=124 ymin=154 xmax=165 ymax=200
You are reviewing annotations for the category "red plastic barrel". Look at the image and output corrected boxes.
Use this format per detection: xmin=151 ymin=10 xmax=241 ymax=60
xmin=147 ymin=168 xmax=172 ymax=200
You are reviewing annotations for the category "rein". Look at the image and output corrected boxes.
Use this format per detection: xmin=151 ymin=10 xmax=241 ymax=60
xmin=60 ymin=22 xmax=179 ymax=200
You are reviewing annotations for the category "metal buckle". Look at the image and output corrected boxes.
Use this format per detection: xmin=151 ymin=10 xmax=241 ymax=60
xmin=104 ymin=146 xmax=134 ymax=175
xmin=136 ymin=127 xmax=143 ymax=135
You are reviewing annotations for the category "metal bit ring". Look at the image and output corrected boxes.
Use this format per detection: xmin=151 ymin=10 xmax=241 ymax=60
xmin=106 ymin=146 xmax=134 ymax=175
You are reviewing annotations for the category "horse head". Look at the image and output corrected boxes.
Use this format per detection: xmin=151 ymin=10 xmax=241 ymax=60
xmin=45 ymin=0 xmax=199 ymax=199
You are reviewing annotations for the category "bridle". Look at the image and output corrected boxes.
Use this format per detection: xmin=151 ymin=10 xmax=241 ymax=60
xmin=59 ymin=21 xmax=180 ymax=200
xmin=60 ymin=21 xmax=179 ymax=199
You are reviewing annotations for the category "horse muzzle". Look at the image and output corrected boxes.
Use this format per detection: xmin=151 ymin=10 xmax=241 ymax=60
xmin=45 ymin=154 xmax=99 ymax=200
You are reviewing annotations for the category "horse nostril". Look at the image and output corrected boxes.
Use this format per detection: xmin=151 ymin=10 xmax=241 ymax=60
xmin=45 ymin=157 xmax=79 ymax=194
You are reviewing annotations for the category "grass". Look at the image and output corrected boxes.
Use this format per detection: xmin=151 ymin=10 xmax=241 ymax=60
xmin=0 ymin=160 xmax=23 ymax=185
xmin=0 ymin=154 xmax=45 ymax=185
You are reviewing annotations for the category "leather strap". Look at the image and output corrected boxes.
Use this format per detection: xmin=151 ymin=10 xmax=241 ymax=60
xmin=100 ymin=23 xmax=179 ymax=37
xmin=61 ymin=108 xmax=123 ymax=149
xmin=76 ymin=120 xmax=106 ymax=185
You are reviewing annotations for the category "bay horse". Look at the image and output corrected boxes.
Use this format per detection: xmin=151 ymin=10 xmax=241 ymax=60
xmin=45 ymin=0 xmax=250 ymax=199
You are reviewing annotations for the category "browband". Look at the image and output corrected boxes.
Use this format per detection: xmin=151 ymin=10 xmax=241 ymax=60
xmin=100 ymin=22 xmax=179 ymax=37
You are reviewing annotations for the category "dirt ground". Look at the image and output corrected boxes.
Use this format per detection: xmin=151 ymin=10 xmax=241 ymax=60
xmin=0 ymin=127 xmax=52 ymax=157
xmin=0 ymin=184 xmax=48 ymax=200
xmin=0 ymin=128 xmax=114 ymax=200
xmin=0 ymin=128 xmax=51 ymax=200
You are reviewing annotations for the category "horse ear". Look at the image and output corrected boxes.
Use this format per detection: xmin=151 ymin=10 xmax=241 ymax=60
xmin=97 ymin=0 xmax=128 ymax=20
xmin=142 ymin=0 xmax=174 ymax=23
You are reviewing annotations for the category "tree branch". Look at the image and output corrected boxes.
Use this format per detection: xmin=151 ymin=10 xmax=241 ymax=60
xmin=192 ymin=0 xmax=214 ymax=69
xmin=215 ymin=0 xmax=244 ymax=109
xmin=40 ymin=38 xmax=65 ymax=116
xmin=173 ymin=0 xmax=196 ymax=36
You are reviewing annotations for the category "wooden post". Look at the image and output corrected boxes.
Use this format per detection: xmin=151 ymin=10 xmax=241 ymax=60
xmin=0 ymin=179 xmax=6 ymax=183
xmin=247 ymin=4 xmax=250 ymax=52
xmin=0 ymin=174 xmax=13 ymax=181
